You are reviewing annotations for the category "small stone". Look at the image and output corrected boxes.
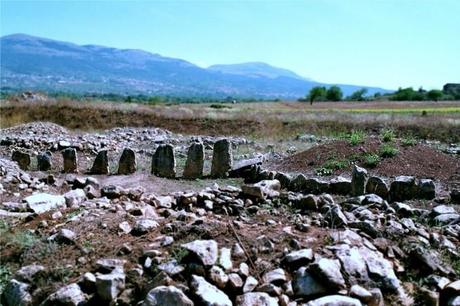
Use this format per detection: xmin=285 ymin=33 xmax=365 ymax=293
xmin=236 ymin=292 xmax=279 ymax=306
xmin=1 ymin=279 xmax=32 ymax=306
xmin=142 ymin=285 xmax=194 ymax=306
xmin=243 ymin=276 xmax=258 ymax=293
xmin=56 ymin=228 xmax=76 ymax=244
xmin=219 ymin=247 xmax=233 ymax=271
xmin=305 ymin=295 xmax=362 ymax=306
xmin=132 ymin=218 xmax=159 ymax=235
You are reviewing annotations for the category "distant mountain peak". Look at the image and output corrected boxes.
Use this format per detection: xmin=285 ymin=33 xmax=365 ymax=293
xmin=208 ymin=62 xmax=309 ymax=80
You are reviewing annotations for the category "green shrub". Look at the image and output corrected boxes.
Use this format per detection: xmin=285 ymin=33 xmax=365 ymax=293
xmin=380 ymin=128 xmax=396 ymax=142
xmin=315 ymin=158 xmax=348 ymax=176
xmin=348 ymin=130 xmax=366 ymax=146
xmin=401 ymin=135 xmax=417 ymax=147
xmin=363 ymin=153 xmax=381 ymax=168
xmin=380 ymin=144 xmax=399 ymax=158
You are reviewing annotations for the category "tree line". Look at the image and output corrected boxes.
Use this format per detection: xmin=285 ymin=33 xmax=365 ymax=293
xmin=304 ymin=85 xmax=460 ymax=104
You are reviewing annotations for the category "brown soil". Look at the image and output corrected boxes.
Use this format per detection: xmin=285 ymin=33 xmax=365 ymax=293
xmin=267 ymin=138 xmax=460 ymax=182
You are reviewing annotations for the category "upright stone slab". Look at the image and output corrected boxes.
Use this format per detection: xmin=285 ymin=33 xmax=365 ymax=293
xmin=351 ymin=165 xmax=368 ymax=196
xmin=37 ymin=151 xmax=52 ymax=171
xmin=366 ymin=176 xmax=389 ymax=199
xmin=62 ymin=148 xmax=77 ymax=173
xmin=118 ymin=148 xmax=136 ymax=175
xmin=211 ymin=139 xmax=233 ymax=178
xmin=151 ymin=144 xmax=176 ymax=178
xmin=12 ymin=150 xmax=31 ymax=170
xmin=90 ymin=150 xmax=109 ymax=174
xmin=183 ymin=142 xmax=204 ymax=179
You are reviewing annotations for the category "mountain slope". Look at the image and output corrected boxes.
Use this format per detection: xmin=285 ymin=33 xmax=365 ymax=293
xmin=0 ymin=34 xmax=391 ymax=98
xmin=208 ymin=62 xmax=309 ymax=80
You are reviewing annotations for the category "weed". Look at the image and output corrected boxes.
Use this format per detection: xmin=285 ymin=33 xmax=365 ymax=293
xmin=347 ymin=130 xmax=366 ymax=146
xmin=380 ymin=128 xmax=396 ymax=142
xmin=401 ymin=135 xmax=417 ymax=147
xmin=66 ymin=208 xmax=84 ymax=220
xmin=0 ymin=265 xmax=11 ymax=294
xmin=210 ymin=104 xmax=232 ymax=109
xmin=363 ymin=153 xmax=381 ymax=168
xmin=379 ymin=143 xmax=399 ymax=158
xmin=169 ymin=246 xmax=189 ymax=263
xmin=315 ymin=158 xmax=348 ymax=176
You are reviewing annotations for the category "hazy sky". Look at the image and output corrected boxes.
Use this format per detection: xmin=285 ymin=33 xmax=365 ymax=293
xmin=1 ymin=0 xmax=459 ymax=89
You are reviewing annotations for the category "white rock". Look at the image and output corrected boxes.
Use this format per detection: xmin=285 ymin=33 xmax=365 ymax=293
xmin=24 ymin=193 xmax=66 ymax=214
xmin=190 ymin=275 xmax=232 ymax=306
xmin=181 ymin=240 xmax=218 ymax=266
xmin=142 ymin=285 xmax=194 ymax=306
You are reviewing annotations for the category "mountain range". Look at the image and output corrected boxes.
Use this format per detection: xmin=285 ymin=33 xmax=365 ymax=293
xmin=0 ymin=34 xmax=391 ymax=98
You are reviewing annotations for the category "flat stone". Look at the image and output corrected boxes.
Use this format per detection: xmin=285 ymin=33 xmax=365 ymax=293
xmin=190 ymin=275 xmax=232 ymax=306
xmin=142 ymin=285 xmax=194 ymax=306
xmin=24 ymin=193 xmax=66 ymax=214
xmin=309 ymin=258 xmax=346 ymax=289
xmin=181 ymin=240 xmax=218 ymax=266
xmin=96 ymin=270 xmax=125 ymax=301
xmin=306 ymin=295 xmax=362 ymax=306
xmin=40 ymin=283 xmax=86 ymax=306
xmin=236 ymin=292 xmax=278 ymax=306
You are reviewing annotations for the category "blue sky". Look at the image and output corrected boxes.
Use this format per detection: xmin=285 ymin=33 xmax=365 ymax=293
xmin=1 ymin=0 xmax=459 ymax=89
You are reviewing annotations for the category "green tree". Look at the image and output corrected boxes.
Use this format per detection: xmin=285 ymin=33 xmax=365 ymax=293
xmin=427 ymin=89 xmax=443 ymax=101
xmin=348 ymin=88 xmax=368 ymax=101
xmin=326 ymin=86 xmax=343 ymax=101
xmin=307 ymin=86 xmax=326 ymax=105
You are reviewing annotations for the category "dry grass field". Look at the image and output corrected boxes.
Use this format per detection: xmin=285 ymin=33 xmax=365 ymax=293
xmin=1 ymin=99 xmax=459 ymax=142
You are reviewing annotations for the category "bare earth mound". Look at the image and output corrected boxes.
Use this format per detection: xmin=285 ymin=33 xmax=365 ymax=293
xmin=268 ymin=138 xmax=460 ymax=181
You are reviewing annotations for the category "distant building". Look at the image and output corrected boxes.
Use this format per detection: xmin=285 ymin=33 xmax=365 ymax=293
xmin=443 ymin=83 xmax=460 ymax=95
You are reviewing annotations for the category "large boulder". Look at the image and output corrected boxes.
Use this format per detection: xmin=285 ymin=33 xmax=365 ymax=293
xmin=183 ymin=142 xmax=204 ymax=179
xmin=390 ymin=176 xmax=417 ymax=202
xmin=1 ymin=279 xmax=32 ymax=306
xmin=181 ymin=240 xmax=218 ymax=266
xmin=366 ymin=176 xmax=389 ymax=199
xmin=117 ymin=148 xmax=136 ymax=175
xmin=211 ymin=139 xmax=233 ymax=178
xmin=151 ymin=144 xmax=176 ymax=178
xmin=12 ymin=150 xmax=31 ymax=171
xmin=90 ymin=150 xmax=109 ymax=174
xmin=37 ymin=152 xmax=52 ymax=171
xmin=62 ymin=148 xmax=78 ymax=173
xmin=241 ymin=180 xmax=281 ymax=200
xmin=351 ymin=165 xmax=368 ymax=196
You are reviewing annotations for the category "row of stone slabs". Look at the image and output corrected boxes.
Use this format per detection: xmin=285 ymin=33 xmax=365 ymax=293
xmin=11 ymin=139 xmax=233 ymax=179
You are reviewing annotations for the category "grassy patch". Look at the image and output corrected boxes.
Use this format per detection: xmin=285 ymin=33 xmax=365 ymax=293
xmin=363 ymin=153 xmax=381 ymax=168
xmin=347 ymin=130 xmax=366 ymax=146
xmin=379 ymin=143 xmax=399 ymax=158
xmin=401 ymin=135 xmax=417 ymax=147
xmin=380 ymin=128 xmax=396 ymax=142
xmin=315 ymin=158 xmax=349 ymax=176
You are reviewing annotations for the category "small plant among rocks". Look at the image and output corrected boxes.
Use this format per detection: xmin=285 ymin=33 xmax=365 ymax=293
xmin=380 ymin=128 xmax=396 ymax=142
xmin=315 ymin=158 xmax=348 ymax=176
xmin=363 ymin=153 xmax=381 ymax=168
xmin=401 ymin=135 xmax=417 ymax=147
xmin=347 ymin=130 xmax=366 ymax=146
xmin=380 ymin=143 xmax=399 ymax=158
